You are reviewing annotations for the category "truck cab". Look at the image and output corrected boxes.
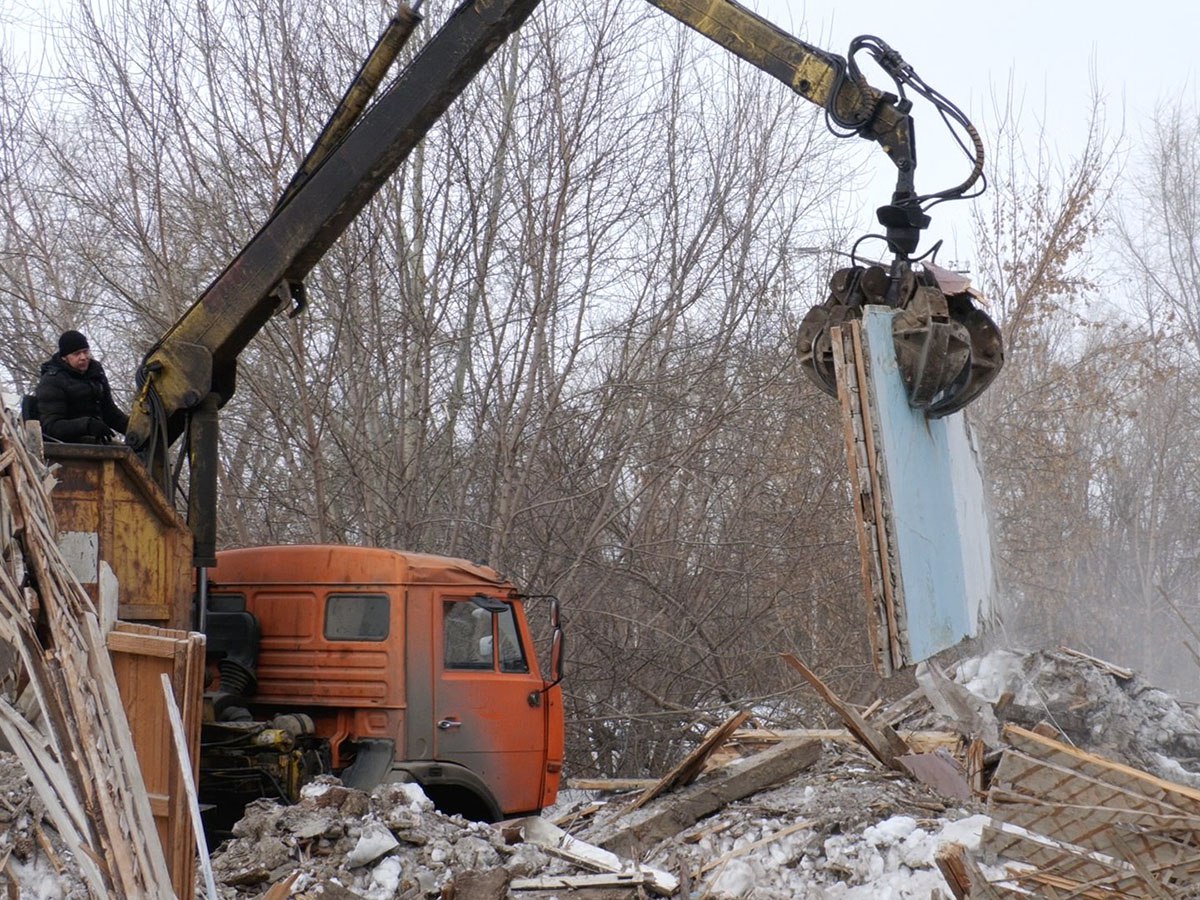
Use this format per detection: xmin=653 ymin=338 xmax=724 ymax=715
xmin=201 ymin=545 xmax=563 ymax=830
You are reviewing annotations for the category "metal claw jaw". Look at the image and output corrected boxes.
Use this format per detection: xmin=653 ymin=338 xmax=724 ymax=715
xmin=797 ymin=261 xmax=1003 ymax=417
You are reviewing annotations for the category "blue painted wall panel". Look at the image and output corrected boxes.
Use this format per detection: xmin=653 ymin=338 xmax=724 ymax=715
xmin=862 ymin=308 xmax=994 ymax=662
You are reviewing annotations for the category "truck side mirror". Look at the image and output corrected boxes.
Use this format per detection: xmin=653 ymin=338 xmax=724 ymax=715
xmin=549 ymin=629 xmax=564 ymax=687
xmin=548 ymin=598 xmax=564 ymax=687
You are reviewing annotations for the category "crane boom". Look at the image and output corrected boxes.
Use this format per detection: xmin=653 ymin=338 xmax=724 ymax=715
xmin=642 ymin=0 xmax=914 ymax=170
xmin=127 ymin=0 xmax=544 ymax=455
xmin=126 ymin=0 xmax=999 ymax=564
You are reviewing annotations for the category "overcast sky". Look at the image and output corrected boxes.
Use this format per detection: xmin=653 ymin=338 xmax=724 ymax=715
xmin=5 ymin=0 xmax=1196 ymax=265
xmin=751 ymin=0 xmax=1199 ymax=264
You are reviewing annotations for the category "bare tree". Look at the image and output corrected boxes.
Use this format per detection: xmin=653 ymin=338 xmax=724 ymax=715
xmin=3 ymin=0 xmax=879 ymax=773
xmin=968 ymin=86 xmax=1121 ymax=646
xmin=1093 ymin=98 xmax=1200 ymax=692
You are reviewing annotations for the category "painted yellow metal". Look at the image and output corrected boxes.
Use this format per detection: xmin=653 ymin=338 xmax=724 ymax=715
xmin=46 ymin=444 xmax=193 ymax=628
xmin=645 ymin=0 xmax=845 ymax=105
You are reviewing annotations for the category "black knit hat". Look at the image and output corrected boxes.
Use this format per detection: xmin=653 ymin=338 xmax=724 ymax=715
xmin=58 ymin=330 xmax=89 ymax=357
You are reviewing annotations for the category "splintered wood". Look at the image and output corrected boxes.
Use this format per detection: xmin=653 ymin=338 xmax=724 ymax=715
xmin=627 ymin=710 xmax=750 ymax=811
xmin=831 ymin=323 xmax=904 ymax=675
xmin=959 ymin=724 xmax=1200 ymax=897
xmin=0 ymin=407 xmax=173 ymax=897
xmin=781 ymin=653 xmax=910 ymax=770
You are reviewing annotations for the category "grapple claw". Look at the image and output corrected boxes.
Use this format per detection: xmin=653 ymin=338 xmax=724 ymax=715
xmin=796 ymin=260 xmax=1003 ymax=416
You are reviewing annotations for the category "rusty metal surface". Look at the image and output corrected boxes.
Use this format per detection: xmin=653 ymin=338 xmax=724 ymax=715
xmin=46 ymin=445 xmax=192 ymax=627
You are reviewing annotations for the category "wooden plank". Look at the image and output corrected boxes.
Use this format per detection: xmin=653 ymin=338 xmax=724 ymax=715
xmin=935 ymin=842 xmax=972 ymax=899
xmin=1007 ymin=865 xmax=1182 ymax=900
xmin=593 ymin=736 xmax=821 ymax=860
xmin=934 ymin=841 xmax=1016 ymax=899
xmin=781 ymin=653 xmax=909 ymax=769
xmin=1055 ymin=646 xmax=1134 ymax=680
xmin=550 ymin=802 xmax=602 ymax=829
xmin=628 ymin=711 xmax=750 ymax=811
xmin=967 ymin=738 xmax=986 ymax=797
xmin=108 ymin=623 xmax=204 ymax=900
xmin=162 ymin=674 xmax=217 ymax=900
xmin=568 ymin=779 xmax=658 ymax=792
xmin=729 ymin=727 xmax=961 ymax=755
xmin=511 ymin=873 xmax=650 ymax=890
xmin=849 ymin=321 xmax=904 ymax=671
xmin=832 ymin=325 xmax=886 ymax=674
xmin=106 ymin=629 xmax=182 ymax=657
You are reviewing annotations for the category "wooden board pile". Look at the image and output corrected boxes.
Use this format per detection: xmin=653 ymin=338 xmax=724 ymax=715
xmin=941 ymin=724 xmax=1200 ymax=898
xmin=0 ymin=407 xmax=173 ymax=897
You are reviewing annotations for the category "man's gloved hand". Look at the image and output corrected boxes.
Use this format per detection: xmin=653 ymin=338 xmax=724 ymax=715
xmin=86 ymin=418 xmax=112 ymax=442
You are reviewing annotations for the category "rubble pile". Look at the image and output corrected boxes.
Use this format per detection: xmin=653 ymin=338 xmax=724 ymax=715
xmin=198 ymin=646 xmax=1200 ymax=897
xmin=208 ymin=778 xmax=550 ymax=898
xmin=944 ymin=648 xmax=1200 ymax=782
xmin=575 ymin=754 xmax=991 ymax=898
xmin=0 ymin=754 xmax=89 ymax=896
xmin=2 ymin=645 xmax=1199 ymax=897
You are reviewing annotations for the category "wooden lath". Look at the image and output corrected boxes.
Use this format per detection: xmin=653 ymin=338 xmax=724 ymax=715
xmin=830 ymin=322 xmax=905 ymax=674
xmin=982 ymin=824 xmax=1200 ymax=898
xmin=1004 ymin=726 xmax=1200 ymax=816
xmin=990 ymin=785 xmax=1200 ymax=864
xmin=966 ymin=725 xmax=1200 ymax=897
xmin=991 ymin=749 xmax=1200 ymax=847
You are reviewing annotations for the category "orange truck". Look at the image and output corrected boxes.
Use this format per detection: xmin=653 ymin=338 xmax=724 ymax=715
xmin=42 ymin=443 xmax=563 ymax=849
xmin=199 ymin=545 xmax=564 ymax=836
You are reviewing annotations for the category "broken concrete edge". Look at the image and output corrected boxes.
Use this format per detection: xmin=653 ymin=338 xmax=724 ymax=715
xmin=513 ymin=816 xmax=679 ymax=896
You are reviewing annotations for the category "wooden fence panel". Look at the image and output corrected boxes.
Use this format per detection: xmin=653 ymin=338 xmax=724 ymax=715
xmin=108 ymin=622 xmax=205 ymax=900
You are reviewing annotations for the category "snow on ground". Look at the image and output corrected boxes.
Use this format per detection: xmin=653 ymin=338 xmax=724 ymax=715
xmin=631 ymin=754 xmax=994 ymax=898
xmin=2 ymin=646 xmax=1199 ymax=897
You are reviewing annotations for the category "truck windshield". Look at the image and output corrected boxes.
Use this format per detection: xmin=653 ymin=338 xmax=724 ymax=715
xmin=443 ymin=599 xmax=528 ymax=673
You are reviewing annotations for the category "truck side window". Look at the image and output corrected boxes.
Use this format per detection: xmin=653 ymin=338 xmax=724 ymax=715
xmin=443 ymin=601 xmax=493 ymax=670
xmin=325 ymin=594 xmax=389 ymax=641
xmin=497 ymin=607 xmax=529 ymax=673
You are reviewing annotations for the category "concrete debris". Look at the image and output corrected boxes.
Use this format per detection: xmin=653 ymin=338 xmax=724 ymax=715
xmin=0 ymin=645 xmax=1197 ymax=897
xmin=936 ymin=647 xmax=1200 ymax=782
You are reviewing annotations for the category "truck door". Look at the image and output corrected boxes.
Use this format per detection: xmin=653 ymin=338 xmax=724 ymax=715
xmin=433 ymin=595 xmax=548 ymax=815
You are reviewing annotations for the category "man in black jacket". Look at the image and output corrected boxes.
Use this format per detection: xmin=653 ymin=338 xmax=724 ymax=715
xmin=34 ymin=330 xmax=129 ymax=443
